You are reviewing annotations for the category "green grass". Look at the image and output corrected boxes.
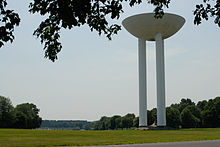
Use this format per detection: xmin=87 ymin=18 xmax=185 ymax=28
xmin=0 ymin=128 xmax=220 ymax=146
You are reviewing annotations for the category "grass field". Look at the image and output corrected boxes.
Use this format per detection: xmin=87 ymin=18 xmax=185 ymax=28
xmin=0 ymin=128 xmax=220 ymax=146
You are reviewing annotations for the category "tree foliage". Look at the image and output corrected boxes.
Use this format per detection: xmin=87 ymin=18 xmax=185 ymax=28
xmin=133 ymin=116 xmax=139 ymax=128
xmin=0 ymin=0 xmax=20 ymax=48
xmin=13 ymin=110 xmax=28 ymax=129
xmin=93 ymin=113 xmax=136 ymax=130
xmin=180 ymin=105 xmax=201 ymax=128
xmin=15 ymin=103 xmax=42 ymax=129
xmin=147 ymin=108 xmax=157 ymax=125
xmin=171 ymin=98 xmax=195 ymax=113
xmin=121 ymin=113 xmax=135 ymax=128
xmin=202 ymin=97 xmax=220 ymax=127
xmin=109 ymin=115 xmax=121 ymax=129
xmin=197 ymin=100 xmax=208 ymax=111
xmin=193 ymin=0 xmax=220 ymax=27
xmin=0 ymin=95 xmax=42 ymax=129
xmin=166 ymin=107 xmax=180 ymax=128
xmin=0 ymin=96 xmax=15 ymax=128
xmin=1 ymin=0 xmax=220 ymax=61
xmin=179 ymin=98 xmax=195 ymax=112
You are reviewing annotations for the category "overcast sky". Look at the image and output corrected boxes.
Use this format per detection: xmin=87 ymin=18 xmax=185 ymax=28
xmin=0 ymin=0 xmax=219 ymax=121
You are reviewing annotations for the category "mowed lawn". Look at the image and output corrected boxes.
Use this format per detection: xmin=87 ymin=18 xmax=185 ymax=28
xmin=0 ymin=128 xmax=220 ymax=147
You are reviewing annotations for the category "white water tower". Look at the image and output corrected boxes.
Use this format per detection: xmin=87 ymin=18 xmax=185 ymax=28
xmin=122 ymin=13 xmax=185 ymax=127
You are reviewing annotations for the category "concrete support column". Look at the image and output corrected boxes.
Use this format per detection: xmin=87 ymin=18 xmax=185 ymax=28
xmin=155 ymin=33 xmax=166 ymax=127
xmin=138 ymin=38 xmax=147 ymax=127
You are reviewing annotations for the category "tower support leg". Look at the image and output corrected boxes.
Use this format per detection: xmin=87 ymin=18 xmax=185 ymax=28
xmin=155 ymin=33 xmax=166 ymax=127
xmin=138 ymin=38 xmax=147 ymax=127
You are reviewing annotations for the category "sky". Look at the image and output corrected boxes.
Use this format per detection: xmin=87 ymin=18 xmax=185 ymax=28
xmin=0 ymin=0 xmax=219 ymax=121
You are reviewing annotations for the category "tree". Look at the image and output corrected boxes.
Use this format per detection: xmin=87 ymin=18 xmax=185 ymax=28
xmin=120 ymin=116 xmax=130 ymax=128
xmin=0 ymin=0 xmax=20 ymax=48
xmin=93 ymin=116 xmax=110 ymax=130
xmin=197 ymin=100 xmax=208 ymax=111
xmin=0 ymin=96 xmax=42 ymax=129
xmin=166 ymin=107 xmax=180 ymax=128
xmin=109 ymin=115 xmax=121 ymax=129
xmin=1 ymin=0 xmax=220 ymax=61
xmin=202 ymin=97 xmax=220 ymax=127
xmin=188 ymin=105 xmax=202 ymax=119
xmin=15 ymin=103 xmax=42 ymax=129
xmin=133 ymin=117 xmax=139 ymax=128
xmin=121 ymin=113 xmax=135 ymax=128
xmin=93 ymin=120 xmax=103 ymax=130
xmin=0 ymin=96 xmax=15 ymax=128
xmin=170 ymin=103 xmax=179 ymax=111
xmin=93 ymin=113 xmax=136 ymax=130
xmin=179 ymin=98 xmax=195 ymax=112
xmin=170 ymin=98 xmax=195 ymax=113
xmin=193 ymin=0 xmax=220 ymax=27
xmin=180 ymin=105 xmax=201 ymax=128
xmin=115 ymin=116 xmax=122 ymax=129
xmin=147 ymin=108 xmax=157 ymax=125
xmin=13 ymin=110 xmax=28 ymax=129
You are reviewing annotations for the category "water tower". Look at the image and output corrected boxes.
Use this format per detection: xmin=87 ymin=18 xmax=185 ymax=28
xmin=122 ymin=13 xmax=185 ymax=127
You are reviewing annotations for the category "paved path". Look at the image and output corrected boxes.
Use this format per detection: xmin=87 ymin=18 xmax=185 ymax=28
xmin=88 ymin=140 xmax=220 ymax=147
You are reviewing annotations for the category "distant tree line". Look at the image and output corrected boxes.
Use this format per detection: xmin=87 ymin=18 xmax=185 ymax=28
xmin=1 ymin=95 xmax=219 ymax=130
xmin=41 ymin=120 xmax=92 ymax=130
xmin=0 ymin=95 xmax=42 ymax=129
xmin=93 ymin=113 xmax=137 ymax=130
xmin=93 ymin=97 xmax=220 ymax=130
